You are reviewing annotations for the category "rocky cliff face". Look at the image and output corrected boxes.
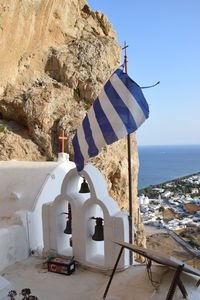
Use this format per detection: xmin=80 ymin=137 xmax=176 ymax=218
xmin=0 ymin=0 xmax=145 ymax=247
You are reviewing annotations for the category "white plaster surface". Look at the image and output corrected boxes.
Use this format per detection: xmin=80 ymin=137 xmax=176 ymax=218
xmin=0 ymin=160 xmax=74 ymax=216
xmin=27 ymin=160 xmax=74 ymax=252
xmin=0 ymin=225 xmax=28 ymax=272
xmin=1 ymin=258 xmax=200 ymax=300
xmin=43 ymin=164 xmax=130 ymax=271
xmin=0 ymin=160 xmax=129 ymax=273
xmin=0 ymin=161 xmax=57 ymax=215
xmin=0 ymin=158 xmax=75 ymax=272
xmin=0 ymin=276 xmax=11 ymax=300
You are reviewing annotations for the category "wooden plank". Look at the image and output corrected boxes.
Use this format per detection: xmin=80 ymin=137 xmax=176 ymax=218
xmin=113 ymin=240 xmax=200 ymax=277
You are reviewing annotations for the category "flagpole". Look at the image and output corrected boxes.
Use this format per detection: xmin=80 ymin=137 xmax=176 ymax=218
xmin=123 ymin=41 xmax=133 ymax=266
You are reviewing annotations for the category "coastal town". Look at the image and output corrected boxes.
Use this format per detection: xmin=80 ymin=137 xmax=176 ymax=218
xmin=139 ymin=172 xmax=200 ymax=250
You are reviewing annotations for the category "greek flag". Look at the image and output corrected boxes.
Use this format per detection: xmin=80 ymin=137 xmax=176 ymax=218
xmin=72 ymin=65 xmax=149 ymax=171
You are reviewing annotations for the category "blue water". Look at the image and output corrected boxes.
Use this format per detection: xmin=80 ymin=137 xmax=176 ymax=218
xmin=138 ymin=145 xmax=200 ymax=190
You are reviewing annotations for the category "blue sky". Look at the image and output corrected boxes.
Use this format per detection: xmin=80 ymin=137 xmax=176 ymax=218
xmin=87 ymin=0 xmax=200 ymax=145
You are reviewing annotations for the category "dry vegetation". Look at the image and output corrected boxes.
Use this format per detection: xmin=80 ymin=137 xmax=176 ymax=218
xmin=183 ymin=203 xmax=200 ymax=213
xmin=163 ymin=208 xmax=177 ymax=220
xmin=146 ymin=232 xmax=200 ymax=270
xmin=175 ymin=227 xmax=200 ymax=250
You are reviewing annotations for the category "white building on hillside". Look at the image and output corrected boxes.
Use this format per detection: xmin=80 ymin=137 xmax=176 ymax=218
xmin=138 ymin=194 xmax=149 ymax=205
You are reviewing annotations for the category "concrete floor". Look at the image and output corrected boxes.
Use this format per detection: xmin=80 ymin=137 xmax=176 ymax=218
xmin=1 ymin=256 xmax=200 ymax=300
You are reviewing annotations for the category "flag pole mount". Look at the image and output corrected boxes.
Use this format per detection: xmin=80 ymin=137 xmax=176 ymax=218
xmin=123 ymin=41 xmax=133 ymax=266
xmin=141 ymin=81 xmax=160 ymax=89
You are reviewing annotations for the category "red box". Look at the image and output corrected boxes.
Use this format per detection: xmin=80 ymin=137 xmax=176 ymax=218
xmin=47 ymin=257 xmax=75 ymax=275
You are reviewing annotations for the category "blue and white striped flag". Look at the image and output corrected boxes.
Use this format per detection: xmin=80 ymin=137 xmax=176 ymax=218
xmin=72 ymin=65 xmax=149 ymax=171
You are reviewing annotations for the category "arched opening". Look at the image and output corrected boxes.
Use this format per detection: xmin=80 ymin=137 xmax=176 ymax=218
xmin=86 ymin=204 xmax=105 ymax=267
xmin=63 ymin=173 xmax=90 ymax=196
xmin=58 ymin=200 xmax=73 ymax=257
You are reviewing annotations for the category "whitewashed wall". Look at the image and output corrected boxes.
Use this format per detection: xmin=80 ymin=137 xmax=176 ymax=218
xmin=43 ymin=164 xmax=130 ymax=271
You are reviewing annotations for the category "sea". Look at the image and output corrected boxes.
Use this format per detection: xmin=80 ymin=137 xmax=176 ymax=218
xmin=138 ymin=144 xmax=200 ymax=190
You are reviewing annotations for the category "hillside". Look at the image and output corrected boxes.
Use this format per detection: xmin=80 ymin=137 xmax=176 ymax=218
xmin=147 ymin=232 xmax=200 ymax=270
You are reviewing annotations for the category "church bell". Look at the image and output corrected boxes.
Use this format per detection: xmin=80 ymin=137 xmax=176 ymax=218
xmin=64 ymin=220 xmax=72 ymax=235
xmin=91 ymin=217 xmax=104 ymax=241
xmin=63 ymin=203 xmax=72 ymax=234
xmin=79 ymin=178 xmax=90 ymax=193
